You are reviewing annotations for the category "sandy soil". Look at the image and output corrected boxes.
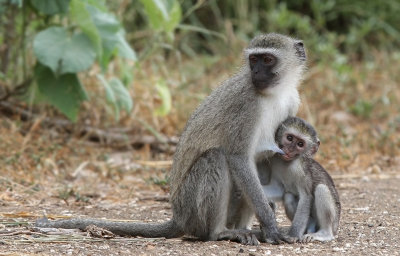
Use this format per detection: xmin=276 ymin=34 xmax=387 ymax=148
xmin=1 ymin=168 xmax=399 ymax=256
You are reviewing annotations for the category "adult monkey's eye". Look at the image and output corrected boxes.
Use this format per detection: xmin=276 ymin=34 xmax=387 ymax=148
xmin=263 ymin=54 xmax=275 ymax=65
xmin=249 ymin=55 xmax=258 ymax=63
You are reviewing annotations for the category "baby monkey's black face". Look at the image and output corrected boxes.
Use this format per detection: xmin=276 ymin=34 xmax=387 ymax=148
xmin=278 ymin=132 xmax=307 ymax=161
xmin=249 ymin=53 xmax=278 ymax=91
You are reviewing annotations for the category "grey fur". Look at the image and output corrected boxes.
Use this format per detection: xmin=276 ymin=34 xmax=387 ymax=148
xmin=35 ymin=33 xmax=306 ymax=245
xmin=262 ymin=117 xmax=341 ymax=242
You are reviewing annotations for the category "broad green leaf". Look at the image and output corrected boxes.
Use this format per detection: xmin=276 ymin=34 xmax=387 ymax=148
xmin=69 ymin=0 xmax=102 ymax=56
xmin=96 ymin=74 xmax=116 ymax=103
xmin=87 ymin=5 xmax=120 ymax=36
xmin=115 ymin=30 xmax=137 ymax=60
xmin=140 ymin=0 xmax=181 ymax=33
xmin=30 ymin=0 xmax=70 ymax=15
xmin=98 ymin=74 xmax=120 ymax=120
xmin=99 ymin=29 xmax=136 ymax=66
xmin=165 ymin=0 xmax=182 ymax=33
xmin=108 ymin=78 xmax=133 ymax=113
xmin=33 ymin=27 xmax=96 ymax=74
xmin=34 ymin=64 xmax=88 ymax=122
xmin=85 ymin=5 xmax=123 ymax=68
xmin=140 ymin=0 xmax=168 ymax=31
xmin=97 ymin=75 xmax=133 ymax=120
xmin=155 ymin=80 xmax=171 ymax=116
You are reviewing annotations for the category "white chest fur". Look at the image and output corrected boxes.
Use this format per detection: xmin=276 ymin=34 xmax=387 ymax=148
xmin=253 ymin=89 xmax=299 ymax=158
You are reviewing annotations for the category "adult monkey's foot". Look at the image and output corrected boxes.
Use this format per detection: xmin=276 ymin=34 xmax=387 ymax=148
xmin=217 ymin=229 xmax=260 ymax=245
xmin=262 ymin=226 xmax=296 ymax=244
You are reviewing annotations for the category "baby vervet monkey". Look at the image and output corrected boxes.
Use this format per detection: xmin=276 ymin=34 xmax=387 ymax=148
xmin=261 ymin=117 xmax=341 ymax=242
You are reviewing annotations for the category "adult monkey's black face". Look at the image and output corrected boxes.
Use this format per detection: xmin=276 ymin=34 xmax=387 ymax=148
xmin=249 ymin=53 xmax=278 ymax=91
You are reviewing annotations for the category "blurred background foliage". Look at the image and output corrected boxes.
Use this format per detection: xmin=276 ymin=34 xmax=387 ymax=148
xmin=0 ymin=0 xmax=399 ymax=172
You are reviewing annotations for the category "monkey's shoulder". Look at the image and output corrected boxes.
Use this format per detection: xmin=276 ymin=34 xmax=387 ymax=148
xmin=302 ymin=158 xmax=332 ymax=182
xmin=301 ymin=157 xmax=339 ymax=197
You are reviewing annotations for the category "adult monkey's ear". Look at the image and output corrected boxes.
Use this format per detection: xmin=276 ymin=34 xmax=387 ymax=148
xmin=294 ymin=41 xmax=306 ymax=61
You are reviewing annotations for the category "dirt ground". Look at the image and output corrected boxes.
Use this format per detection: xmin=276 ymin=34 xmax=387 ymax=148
xmin=1 ymin=153 xmax=399 ymax=256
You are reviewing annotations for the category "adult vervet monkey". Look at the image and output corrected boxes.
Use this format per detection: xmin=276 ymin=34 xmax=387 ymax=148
xmin=36 ymin=33 xmax=307 ymax=245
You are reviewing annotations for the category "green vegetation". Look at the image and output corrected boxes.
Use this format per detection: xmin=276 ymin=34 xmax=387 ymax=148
xmin=1 ymin=0 xmax=399 ymax=119
xmin=0 ymin=0 xmax=135 ymax=121
xmin=0 ymin=0 xmax=399 ymax=163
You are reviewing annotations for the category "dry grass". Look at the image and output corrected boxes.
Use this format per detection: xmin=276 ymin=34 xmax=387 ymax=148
xmin=0 ymin=47 xmax=399 ymax=204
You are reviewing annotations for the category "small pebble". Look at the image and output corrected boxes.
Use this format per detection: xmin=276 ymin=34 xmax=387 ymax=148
xmin=332 ymin=247 xmax=344 ymax=252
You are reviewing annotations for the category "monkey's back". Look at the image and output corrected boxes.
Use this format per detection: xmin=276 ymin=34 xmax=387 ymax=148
xmin=303 ymin=158 xmax=341 ymax=227
xmin=169 ymin=69 xmax=259 ymax=199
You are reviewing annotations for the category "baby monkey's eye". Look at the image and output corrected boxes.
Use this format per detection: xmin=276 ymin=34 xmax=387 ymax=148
xmin=297 ymin=141 xmax=304 ymax=147
xmin=287 ymin=135 xmax=293 ymax=141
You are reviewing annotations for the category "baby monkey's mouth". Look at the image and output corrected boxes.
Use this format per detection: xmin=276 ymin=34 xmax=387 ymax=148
xmin=280 ymin=153 xmax=298 ymax=161
xmin=281 ymin=154 xmax=292 ymax=161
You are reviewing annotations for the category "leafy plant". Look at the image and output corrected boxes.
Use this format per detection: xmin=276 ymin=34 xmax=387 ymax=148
xmin=33 ymin=26 xmax=96 ymax=75
xmin=1 ymin=0 xmax=136 ymax=121
xmin=97 ymin=74 xmax=133 ymax=121
xmin=139 ymin=0 xmax=182 ymax=41
xmin=35 ymin=63 xmax=89 ymax=121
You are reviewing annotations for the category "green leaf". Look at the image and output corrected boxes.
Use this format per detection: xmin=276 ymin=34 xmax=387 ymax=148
xmin=69 ymin=0 xmax=102 ymax=56
xmin=165 ymin=0 xmax=181 ymax=33
xmin=155 ymin=80 xmax=171 ymax=116
xmin=97 ymin=75 xmax=133 ymax=120
xmin=85 ymin=0 xmax=107 ymax=12
xmin=33 ymin=26 xmax=96 ymax=74
xmin=109 ymin=78 xmax=133 ymax=113
xmin=140 ymin=0 xmax=167 ymax=30
xmin=70 ymin=2 xmax=136 ymax=68
xmin=87 ymin=5 xmax=120 ymax=36
xmin=115 ymin=30 xmax=137 ymax=60
xmin=85 ymin=4 xmax=131 ymax=68
xmin=30 ymin=0 xmax=70 ymax=15
xmin=97 ymin=74 xmax=119 ymax=119
xmin=34 ymin=64 xmax=88 ymax=122
xmin=140 ymin=0 xmax=181 ymax=33
xmin=96 ymin=74 xmax=116 ymax=103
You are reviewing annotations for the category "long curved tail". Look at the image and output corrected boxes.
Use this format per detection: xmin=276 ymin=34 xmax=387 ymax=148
xmin=35 ymin=217 xmax=183 ymax=238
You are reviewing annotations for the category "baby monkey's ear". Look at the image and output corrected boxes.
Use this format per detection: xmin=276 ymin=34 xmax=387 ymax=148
xmin=311 ymin=138 xmax=320 ymax=155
